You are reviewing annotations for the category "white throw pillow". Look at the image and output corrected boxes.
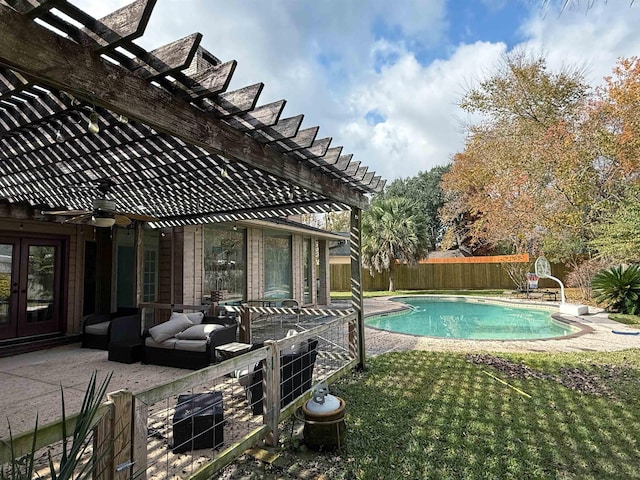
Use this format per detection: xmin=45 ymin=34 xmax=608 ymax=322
xmin=185 ymin=311 xmax=205 ymax=324
xmin=149 ymin=314 xmax=193 ymax=343
xmin=174 ymin=323 xmax=224 ymax=340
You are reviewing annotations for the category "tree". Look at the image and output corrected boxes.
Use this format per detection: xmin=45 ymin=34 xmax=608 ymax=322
xmin=361 ymin=197 xmax=428 ymax=291
xmin=379 ymin=165 xmax=449 ymax=251
xmin=441 ymin=50 xmax=594 ymax=262
xmin=589 ymin=185 xmax=640 ymax=263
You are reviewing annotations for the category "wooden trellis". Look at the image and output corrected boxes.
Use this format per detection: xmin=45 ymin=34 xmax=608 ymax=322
xmin=0 ymin=0 xmax=384 ymax=227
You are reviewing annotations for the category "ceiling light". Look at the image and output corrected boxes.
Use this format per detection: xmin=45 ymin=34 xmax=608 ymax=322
xmin=117 ymin=114 xmax=128 ymax=124
xmin=220 ymin=164 xmax=229 ymax=178
xmin=55 ymin=129 xmax=65 ymax=143
xmin=87 ymin=111 xmax=100 ymax=134
xmin=92 ymin=216 xmax=115 ymax=228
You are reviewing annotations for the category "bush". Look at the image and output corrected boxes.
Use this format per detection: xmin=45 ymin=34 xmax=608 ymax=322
xmin=566 ymin=258 xmax=608 ymax=302
xmin=591 ymin=264 xmax=640 ymax=314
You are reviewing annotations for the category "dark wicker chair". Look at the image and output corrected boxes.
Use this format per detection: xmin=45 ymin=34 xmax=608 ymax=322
xmin=247 ymin=338 xmax=318 ymax=415
xmin=81 ymin=307 xmax=141 ymax=350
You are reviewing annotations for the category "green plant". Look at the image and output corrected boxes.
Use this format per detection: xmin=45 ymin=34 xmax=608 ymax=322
xmin=592 ymin=264 xmax=640 ymax=314
xmin=1 ymin=371 xmax=112 ymax=480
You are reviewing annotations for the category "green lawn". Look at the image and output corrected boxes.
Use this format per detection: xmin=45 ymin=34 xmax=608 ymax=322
xmin=609 ymin=313 xmax=640 ymax=326
xmin=315 ymin=349 xmax=640 ymax=480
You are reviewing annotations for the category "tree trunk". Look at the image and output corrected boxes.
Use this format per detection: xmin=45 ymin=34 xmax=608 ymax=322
xmin=388 ymin=262 xmax=396 ymax=292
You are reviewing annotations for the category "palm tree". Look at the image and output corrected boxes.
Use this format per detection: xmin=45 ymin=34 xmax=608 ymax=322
xmin=361 ymin=197 xmax=428 ymax=291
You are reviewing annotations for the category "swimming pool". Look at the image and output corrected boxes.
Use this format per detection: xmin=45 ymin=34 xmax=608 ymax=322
xmin=365 ymin=297 xmax=574 ymax=340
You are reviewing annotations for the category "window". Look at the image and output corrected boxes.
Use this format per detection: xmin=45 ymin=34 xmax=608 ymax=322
xmin=204 ymin=225 xmax=246 ymax=304
xmin=303 ymin=238 xmax=312 ymax=304
xmin=143 ymin=230 xmax=160 ymax=302
xmin=264 ymin=231 xmax=292 ymax=299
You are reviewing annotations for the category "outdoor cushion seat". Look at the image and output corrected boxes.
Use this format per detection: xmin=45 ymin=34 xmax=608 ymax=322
xmin=84 ymin=321 xmax=110 ymax=336
xmin=144 ymin=337 xmax=178 ymax=349
xmin=174 ymin=339 xmax=209 ymax=352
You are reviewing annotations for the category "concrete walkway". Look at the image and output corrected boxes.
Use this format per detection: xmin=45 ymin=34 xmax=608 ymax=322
xmin=1 ymin=296 xmax=638 ymax=439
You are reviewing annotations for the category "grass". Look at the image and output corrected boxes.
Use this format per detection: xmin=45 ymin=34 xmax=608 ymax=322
xmin=317 ymin=350 xmax=640 ymax=480
xmin=609 ymin=313 xmax=640 ymax=326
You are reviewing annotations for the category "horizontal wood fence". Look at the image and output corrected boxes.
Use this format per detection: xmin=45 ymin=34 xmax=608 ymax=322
xmin=331 ymin=263 xmax=569 ymax=292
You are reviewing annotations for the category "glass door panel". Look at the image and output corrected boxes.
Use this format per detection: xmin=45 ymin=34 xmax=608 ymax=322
xmin=0 ymin=237 xmax=62 ymax=339
xmin=24 ymin=245 xmax=56 ymax=328
xmin=0 ymin=242 xmax=17 ymax=340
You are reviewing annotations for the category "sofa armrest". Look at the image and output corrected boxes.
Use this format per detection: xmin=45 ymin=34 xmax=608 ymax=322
xmin=83 ymin=313 xmax=111 ymax=330
xmin=208 ymin=323 xmax=238 ymax=348
xmin=202 ymin=315 xmax=237 ymax=326
xmin=109 ymin=314 xmax=142 ymax=344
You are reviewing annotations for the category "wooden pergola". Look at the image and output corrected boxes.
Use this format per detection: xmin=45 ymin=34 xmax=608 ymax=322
xmin=0 ymin=0 xmax=383 ymax=226
xmin=0 ymin=0 xmax=380 ymax=365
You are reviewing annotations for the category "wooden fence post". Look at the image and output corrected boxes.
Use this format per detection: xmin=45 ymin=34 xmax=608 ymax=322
xmin=240 ymin=304 xmax=251 ymax=344
xmin=132 ymin=397 xmax=149 ymax=480
xmin=93 ymin=402 xmax=115 ymax=480
xmin=107 ymin=390 xmax=134 ymax=480
xmin=263 ymin=340 xmax=281 ymax=447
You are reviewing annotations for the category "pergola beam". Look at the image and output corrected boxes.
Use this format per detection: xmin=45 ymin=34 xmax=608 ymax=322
xmin=0 ymin=4 xmax=369 ymax=208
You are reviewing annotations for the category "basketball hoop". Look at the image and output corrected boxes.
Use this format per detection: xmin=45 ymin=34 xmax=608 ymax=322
xmin=534 ymin=256 xmax=552 ymax=279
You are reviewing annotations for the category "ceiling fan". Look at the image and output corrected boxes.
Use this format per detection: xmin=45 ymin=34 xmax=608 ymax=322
xmin=42 ymin=180 xmax=158 ymax=227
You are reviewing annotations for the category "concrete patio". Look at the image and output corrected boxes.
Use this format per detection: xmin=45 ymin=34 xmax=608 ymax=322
xmin=1 ymin=296 xmax=638 ymax=440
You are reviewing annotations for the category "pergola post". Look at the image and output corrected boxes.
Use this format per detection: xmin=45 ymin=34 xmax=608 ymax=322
xmin=350 ymin=208 xmax=365 ymax=369
xmin=317 ymin=239 xmax=330 ymax=305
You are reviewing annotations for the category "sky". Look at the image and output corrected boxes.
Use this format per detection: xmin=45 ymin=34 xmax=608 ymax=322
xmin=70 ymin=0 xmax=640 ymax=184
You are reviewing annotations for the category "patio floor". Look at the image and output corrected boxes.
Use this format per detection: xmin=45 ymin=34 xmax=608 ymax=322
xmin=1 ymin=296 xmax=638 ymax=439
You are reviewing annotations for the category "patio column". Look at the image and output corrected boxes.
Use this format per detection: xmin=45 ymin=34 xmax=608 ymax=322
xmin=350 ymin=208 xmax=365 ymax=369
xmin=95 ymin=227 xmax=113 ymax=314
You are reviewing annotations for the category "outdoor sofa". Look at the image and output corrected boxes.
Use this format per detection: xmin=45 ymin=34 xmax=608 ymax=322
xmin=141 ymin=312 xmax=238 ymax=370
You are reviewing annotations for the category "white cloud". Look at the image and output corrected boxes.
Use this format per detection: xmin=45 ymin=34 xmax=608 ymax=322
xmin=69 ymin=0 xmax=640 ymax=185
xmin=520 ymin=2 xmax=640 ymax=86
xmin=341 ymin=41 xmax=506 ymax=181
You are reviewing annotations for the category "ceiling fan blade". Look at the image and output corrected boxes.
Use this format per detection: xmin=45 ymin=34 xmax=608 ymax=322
xmin=117 ymin=212 xmax=159 ymax=222
xmin=42 ymin=209 xmax=91 ymax=216
xmin=114 ymin=214 xmax=132 ymax=226
xmin=64 ymin=214 xmax=92 ymax=224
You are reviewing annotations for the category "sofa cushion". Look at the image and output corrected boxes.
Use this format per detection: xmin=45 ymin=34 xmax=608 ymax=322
xmin=85 ymin=321 xmax=110 ymax=336
xmin=149 ymin=314 xmax=193 ymax=343
xmin=174 ymin=339 xmax=208 ymax=352
xmin=185 ymin=311 xmax=205 ymax=324
xmin=175 ymin=323 xmax=224 ymax=340
xmin=145 ymin=337 xmax=177 ymax=349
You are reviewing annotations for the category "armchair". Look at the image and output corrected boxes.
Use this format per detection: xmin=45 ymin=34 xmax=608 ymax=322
xmin=246 ymin=338 xmax=318 ymax=415
xmin=81 ymin=307 xmax=141 ymax=350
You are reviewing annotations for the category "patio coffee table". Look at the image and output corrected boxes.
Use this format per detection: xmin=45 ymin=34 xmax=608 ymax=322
xmin=216 ymin=342 xmax=252 ymax=361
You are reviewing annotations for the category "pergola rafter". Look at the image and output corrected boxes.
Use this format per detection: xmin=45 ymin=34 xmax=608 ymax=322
xmin=0 ymin=0 xmax=385 ymax=227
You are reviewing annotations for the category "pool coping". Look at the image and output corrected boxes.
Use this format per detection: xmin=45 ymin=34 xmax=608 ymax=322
xmin=364 ymin=295 xmax=595 ymax=342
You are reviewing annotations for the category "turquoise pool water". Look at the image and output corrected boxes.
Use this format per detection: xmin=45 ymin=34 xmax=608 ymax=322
xmin=366 ymin=297 xmax=573 ymax=340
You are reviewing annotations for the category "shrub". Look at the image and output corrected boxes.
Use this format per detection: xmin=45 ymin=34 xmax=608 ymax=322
xmin=566 ymin=258 xmax=608 ymax=302
xmin=591 ymin=264 xmax=640 ymax=314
